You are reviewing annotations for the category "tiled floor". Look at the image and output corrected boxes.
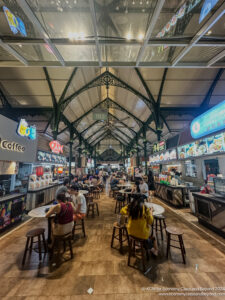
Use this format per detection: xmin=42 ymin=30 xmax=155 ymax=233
xmin=0 ymin=190 xmax=225 ymax=300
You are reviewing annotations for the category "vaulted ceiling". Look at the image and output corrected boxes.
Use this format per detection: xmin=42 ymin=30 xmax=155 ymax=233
xmin=0 ymin=0 xmax=225 ymax=156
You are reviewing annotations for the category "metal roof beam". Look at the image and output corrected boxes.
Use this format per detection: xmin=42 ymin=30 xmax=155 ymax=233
xmin=61 ymin=71 xmax=154 ymax=111
xmin=208 ymin=48 xmax=225 ymax=66
xmin=110 ymin=133 xmax=128 ymax=146
xmin=200 ymin=68 xmax=224 ymax=110
xmin=81 ymin=120 xmax=102 ymax=136
xmin=43 ymin=67 xmax=57 ymax=108
xmin=87 ymin=126 xmax=107 ymax=142
xmin=58 ymin=98 xmax=108 ymax=135
xmin=135 ymin=68 xmax=156 ymax=104
xmin=91 ymin=130 xmax=110 ymax=146
xmin=5 ymin=37 xmax=225 ymax=47
xmin=0 ymin=39 xmax=28 ymax=65
xmin=0 ymin=87 xmax=12 ymax=109
xmin=107 ymin=112 xmax=136 ymax=136
xmin=59 ymin=68 xmax=78 ymax=102
xmin=109 ymin=98 xmax=156 ymax=134
xmin=89 ymin=0 xmax=102 ymax=67
xmin=17 ymin=0 xmax=65 ymax=66
xmin=172 ymin=1 xmax=225 ymax=66
xmin=136 ymin=0 xmax=165 ymax=66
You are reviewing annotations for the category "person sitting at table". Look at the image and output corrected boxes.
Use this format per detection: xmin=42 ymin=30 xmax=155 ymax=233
xmin=111 ymin=176 xmax=120 ymax=191
xmin=120 ymin=196 xmax=158 ymax=256
xmin=45 ymin=193 xmax=76 ymax=241
xmin=139 ymin=178 xmax=149 ymax=199
xmin=69 ymin=186 xmax=87 ymax=221
xmin=55 ymin=178 xmax=70 ymax=199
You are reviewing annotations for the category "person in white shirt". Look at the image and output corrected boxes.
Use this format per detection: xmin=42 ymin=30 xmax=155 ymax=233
xmin=139 ymin=178 xmax=149 ymax=199
xmin=69 ymin=186 xmax=87 ymax=221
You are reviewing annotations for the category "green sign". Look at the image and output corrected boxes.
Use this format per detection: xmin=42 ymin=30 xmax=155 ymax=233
xmin=153 ymin=140 xmax=166 ymax=153
xmin=93 ymin=109 xmax=108 ymax=121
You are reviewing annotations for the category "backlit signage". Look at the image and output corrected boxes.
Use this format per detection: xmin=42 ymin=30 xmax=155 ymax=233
xmin=178 ymin=132 xmax=225 ymax=159
xmin=49 ymin=140 xmax=63 ymax=154
xmin=0 ymin=138 xmax=25 ymax=153
xmin=17 ymin=119 xmax=36 ymax=140
xmin=153 ymin=140 xmax=166 ymax=153
xmin=191 ymin=100 xmax=225 ymax=139
xmin=199 ymin=0 xmax=219 ymax=23
xmin=3 ymin=6 xmax=27 ymax=36
xmin=150 ymin=148 xmax=177 ymax=164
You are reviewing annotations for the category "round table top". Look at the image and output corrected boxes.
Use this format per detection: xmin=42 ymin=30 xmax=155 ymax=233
xmin=117 ymin=184 xmax=132 ymax=188
xmin=145 ymin=202 xmax=165 ymax=216
xmin=28 ymin=205 xmax=54 ymax=218
xmin=118 ymin=189 xmax=134 ymax=194
xmin=79 ymin=190 xmax=89 ymax=195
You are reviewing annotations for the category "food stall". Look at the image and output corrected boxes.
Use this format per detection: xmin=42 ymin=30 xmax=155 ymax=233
xmin=149 ymin=148 xmax=188 ymax=207
xmin=0 ymin=115 xmax=37 ymax=231
xmin=26 ymin=150 xmax=67 ymax=211
xmin=193 ymin=177 xmax=225 ymax=238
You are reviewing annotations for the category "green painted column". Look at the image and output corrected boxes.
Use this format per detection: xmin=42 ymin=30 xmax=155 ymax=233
xmin=143 ymin=126 xmax=148 ymax=175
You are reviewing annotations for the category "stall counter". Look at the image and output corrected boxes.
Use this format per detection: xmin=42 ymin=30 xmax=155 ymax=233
xmin=193 ymin=192 xmax=225 ymax=238
xmin=26 ymin=182 xmax=63 ymax=211
xmin=0 ymin=193 xmax=26 ymax=231
xmin=155 ymin=182 xmax=186 ymax=207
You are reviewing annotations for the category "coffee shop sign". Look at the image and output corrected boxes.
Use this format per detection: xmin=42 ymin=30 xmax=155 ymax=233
xmin=17 ymin=119 xmax=36 ymax=140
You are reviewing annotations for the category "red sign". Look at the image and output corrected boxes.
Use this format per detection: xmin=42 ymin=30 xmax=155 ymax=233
xmin=49 ymin=140 xmax=63 ymax=154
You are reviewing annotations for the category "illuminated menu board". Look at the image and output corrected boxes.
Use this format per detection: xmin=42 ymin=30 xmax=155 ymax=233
xmin=191 ymin=100 xmax=225 ymax=139
xmin=178 ymin=132 xmax=225 ymax=159
xmin=37 ymin=150 xmax=67 ymax=164
xmin=150 ymin=148 xmax=177 ymax=164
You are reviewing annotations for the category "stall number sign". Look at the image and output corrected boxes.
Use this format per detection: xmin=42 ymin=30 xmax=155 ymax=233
xmin=93 ymin=109 xmax=108 ymax=121
xmin=17 ymin=119 xmax=36 ymax=140
xmin=153 ymin=141 xmax=166 ymax=153
xmin=3 ymin=6 xmax=27 ymax=36
xmin=191 ymin=100 xmax=225 ymax=139
xmin=49 ymin=140 xmax=63 ymax=154
xmin=0 ymin=137 xmax=25 ymax=153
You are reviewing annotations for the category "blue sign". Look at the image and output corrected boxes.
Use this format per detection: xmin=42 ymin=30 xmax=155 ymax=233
xmin=191 ymin=100 xmax=225 ymax=139
xmin=199 ymin=0 xmax=219 ymax=23
xmin=3 ymin=6 xmax=27 ymax=37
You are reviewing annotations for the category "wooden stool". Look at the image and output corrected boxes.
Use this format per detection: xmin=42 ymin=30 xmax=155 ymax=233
xmin=72 ymin=218 xmax=86 ymax=239
xmin=152 ymin=215 xmax=167 ymax=240
xmin=50 ymin=233 xmax=73 ymax=260
xmin=22 ymin=227 xmax=47 ymax=265
xmin=86 ymin=196 xmax=99 ymax=217
xmin=166 ymin=226 xmax=186 ymax=264
xmin=111 ymin=222 xmax=129 ymax=251
xmin=128 ymin=235 xmax=150 ymax=273
xmin=113 ymin=190 xmax=120 ymax=199
xmin=114 ymin=196 xmax=126 ymax=214
xmin=93 ymin=189 xmax=100 ymax=199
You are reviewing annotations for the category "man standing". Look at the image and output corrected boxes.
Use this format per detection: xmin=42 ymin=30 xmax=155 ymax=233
xmin=55 ymin=178 xmax=70 ymax=199
xmin=139 ymin=178 xmax=149 ymax=199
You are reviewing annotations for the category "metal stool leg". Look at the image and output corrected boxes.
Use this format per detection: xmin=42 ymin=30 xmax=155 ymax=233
xmin=22 ymin=237 xmax=30 ymax=265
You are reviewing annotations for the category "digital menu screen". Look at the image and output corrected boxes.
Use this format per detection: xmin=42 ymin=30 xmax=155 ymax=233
xmin=178 ymin=132 xmax=225 ymax=159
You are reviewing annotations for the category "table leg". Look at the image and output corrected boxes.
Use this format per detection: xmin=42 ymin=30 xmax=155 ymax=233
xmin=48 ymin=217 xmax=52 ymax=244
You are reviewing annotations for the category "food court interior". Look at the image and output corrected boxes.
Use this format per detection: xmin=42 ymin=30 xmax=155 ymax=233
xmin=0 ymin=0 xmax=225 ymax=299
